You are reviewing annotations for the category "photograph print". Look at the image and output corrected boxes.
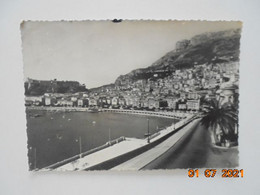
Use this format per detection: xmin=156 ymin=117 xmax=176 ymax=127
xmin=21 ymin=20 xmax=242 ymax=171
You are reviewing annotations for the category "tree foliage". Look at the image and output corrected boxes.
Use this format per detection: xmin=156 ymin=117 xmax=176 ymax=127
xmin=200 ymin=99 xmax=238 ymax=145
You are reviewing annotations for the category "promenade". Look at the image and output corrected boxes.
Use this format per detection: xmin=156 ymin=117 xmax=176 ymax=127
xmin=142 ymin=121 xmax=238 ymax=169
xmin=42 ymin=115 xmax=195 ymax=171
xmin=102 ymin=108 xmax=191 ymax=119
xmin=111 ymin=119 xmax=200 ymax=171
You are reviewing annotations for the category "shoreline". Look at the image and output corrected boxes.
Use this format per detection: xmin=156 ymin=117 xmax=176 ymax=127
xmin=26 ymin=106 xmax=195 ymax=119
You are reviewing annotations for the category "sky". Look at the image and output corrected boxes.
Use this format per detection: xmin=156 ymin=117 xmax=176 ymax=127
xmin=21 ymin=20 xmax=241 ymax=88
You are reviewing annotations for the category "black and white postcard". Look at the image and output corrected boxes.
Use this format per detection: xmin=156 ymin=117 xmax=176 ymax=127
xmin=21 ymin=20 xmax=242 ymax=171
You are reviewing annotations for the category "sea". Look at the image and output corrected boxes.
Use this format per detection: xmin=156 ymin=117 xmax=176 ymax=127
xmin=26 ymin=109 xmax=177 ymax=170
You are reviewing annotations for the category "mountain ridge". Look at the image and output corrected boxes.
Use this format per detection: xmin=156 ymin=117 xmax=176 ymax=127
xmin=115 ymin=28 xmax=241 ymax=86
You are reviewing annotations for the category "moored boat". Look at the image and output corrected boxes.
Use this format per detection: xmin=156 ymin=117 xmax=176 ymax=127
xmin=87 ymin=108 xmax=99 ymax=113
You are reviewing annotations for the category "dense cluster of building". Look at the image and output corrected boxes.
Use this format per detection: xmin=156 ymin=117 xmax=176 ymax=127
xmin=25 ymin=60 xmax=239 ymax=112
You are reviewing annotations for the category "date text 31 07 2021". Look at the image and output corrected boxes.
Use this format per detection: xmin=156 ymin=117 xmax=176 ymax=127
xmin=188 ymin=169 xmax=244 ymax=178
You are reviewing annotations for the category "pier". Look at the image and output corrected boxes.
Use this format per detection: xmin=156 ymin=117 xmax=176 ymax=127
xmin=41 ymin=114 xmax=196 ymax=171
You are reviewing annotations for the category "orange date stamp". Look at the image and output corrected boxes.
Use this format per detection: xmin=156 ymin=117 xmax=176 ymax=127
xmin=188 ymin=169 xmax=244 ymax=178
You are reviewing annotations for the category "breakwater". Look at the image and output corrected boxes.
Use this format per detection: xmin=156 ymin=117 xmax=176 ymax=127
xmin=43 ymin=136 xmax=126 ymax=170
xmin=41 ymin=115 xmax=196 ymax=171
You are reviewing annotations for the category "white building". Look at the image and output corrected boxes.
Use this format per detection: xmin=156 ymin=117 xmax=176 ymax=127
xmin=89 ymin=98 xmax=97 ymax=106
xmin=186 ymin=99 xmax=200 ymax=111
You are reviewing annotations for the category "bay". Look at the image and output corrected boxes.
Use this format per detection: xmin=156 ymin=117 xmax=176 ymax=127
xmin=26 ymin=109 xmax=177 ymax=169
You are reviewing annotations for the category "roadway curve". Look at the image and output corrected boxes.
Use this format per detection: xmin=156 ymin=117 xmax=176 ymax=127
xmin=142 ymin=121 xmax=239 ymax=170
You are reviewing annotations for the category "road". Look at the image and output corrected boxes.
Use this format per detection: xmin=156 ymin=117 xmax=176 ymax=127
xmin=111 ymin=119 xmax=198 ymax=171
xmin=142 ymin=120 xmax=239 ymax=170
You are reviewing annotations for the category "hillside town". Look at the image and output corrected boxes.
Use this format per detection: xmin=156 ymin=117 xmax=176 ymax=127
xmin=25 ymin=59 xmax=239 ymax=112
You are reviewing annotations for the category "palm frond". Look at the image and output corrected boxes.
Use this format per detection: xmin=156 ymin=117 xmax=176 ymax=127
xmin=200 ymin=99 xmax=238 ymax=139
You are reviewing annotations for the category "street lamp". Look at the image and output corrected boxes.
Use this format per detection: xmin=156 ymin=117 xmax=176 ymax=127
xmin=29 ymin=146 xmax=37 ymax=170
xmin=76 ymin=136 xmax=82 ymax=158
xmin=145 ymin=118 xmax=150 ymax=143
xmin=34 ymin=147 xmax=37 ymax=170
xmin=108 ymin=128 xmax=111 ymax=145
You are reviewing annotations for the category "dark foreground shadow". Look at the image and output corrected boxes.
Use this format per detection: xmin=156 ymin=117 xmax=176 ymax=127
xmin=142 ymin=123 xmax=238 ymax=170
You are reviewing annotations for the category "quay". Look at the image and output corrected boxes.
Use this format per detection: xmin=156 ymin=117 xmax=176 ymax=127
xmin=102 ymin=108 xmax=192 ymax=119
xmin=27 ymin=106 xmax=196 ymax=119
xmin=41 ymin=114 xmax=196 ymax=171
xmin=111 ymin=118 xmax=200 ymax=170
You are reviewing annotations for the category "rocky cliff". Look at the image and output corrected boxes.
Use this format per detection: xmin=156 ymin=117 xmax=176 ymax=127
xmin=115 ymin=28 xmax=241 ymax=85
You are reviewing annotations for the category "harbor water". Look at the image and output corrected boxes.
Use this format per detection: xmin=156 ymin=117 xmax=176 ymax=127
xmin=26 ymin=109 xmax=177 ymax=169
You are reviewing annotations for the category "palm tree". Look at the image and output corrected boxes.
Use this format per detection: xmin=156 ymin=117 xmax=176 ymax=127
xmin=200 ymin=99 xmax=238 ymax=147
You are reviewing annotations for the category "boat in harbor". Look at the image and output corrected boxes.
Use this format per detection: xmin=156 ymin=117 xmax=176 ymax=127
xmin=87 ymin=108 xmax=99 ymax=113
xmin=29 ymin=113 xmax=42 ymax=118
